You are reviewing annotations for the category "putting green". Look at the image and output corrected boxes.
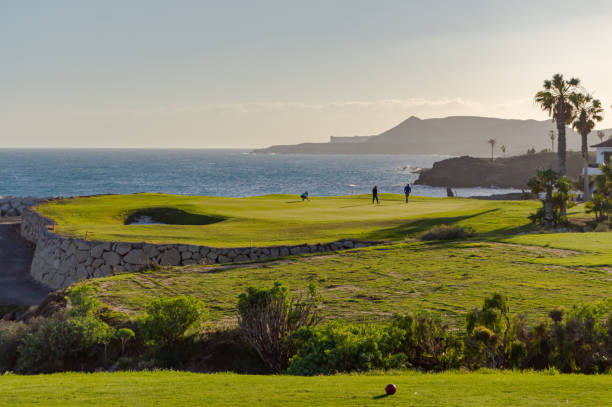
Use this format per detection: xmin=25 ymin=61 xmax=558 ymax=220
xmin=36 ymin=193 xmax=539 ymax=247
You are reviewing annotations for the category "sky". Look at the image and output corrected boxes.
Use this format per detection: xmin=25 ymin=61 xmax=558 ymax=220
xmin=2 ymin=0 xmax=612 ymax=148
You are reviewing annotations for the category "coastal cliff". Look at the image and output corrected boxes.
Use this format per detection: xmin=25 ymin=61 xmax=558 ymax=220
xmin=415 ymin=152 xmax=587 ymax=189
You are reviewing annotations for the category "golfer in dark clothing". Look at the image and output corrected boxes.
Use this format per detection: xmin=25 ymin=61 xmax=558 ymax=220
xmin=404 ymin=183 xmax=412 ymax=203
xmin=372 ymin=185 xmax=379 ymax=204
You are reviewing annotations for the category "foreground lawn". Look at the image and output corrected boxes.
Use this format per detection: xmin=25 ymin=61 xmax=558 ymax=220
xmin=89 ymin=241 xmax=611 ymax=325
xmin=0 ymin=371 xmax=609 ymax=407
xmin=37 ymin=193 xmax=538 ymax=247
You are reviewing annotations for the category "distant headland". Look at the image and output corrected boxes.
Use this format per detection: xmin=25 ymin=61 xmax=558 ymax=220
xmin=253 ymin=115 xmax=611 ymax=157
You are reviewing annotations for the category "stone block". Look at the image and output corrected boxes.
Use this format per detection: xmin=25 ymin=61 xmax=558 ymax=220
xmin=124 ymin=249 xmax=147 ymax=265
xmin=116 ymin=243 xmax=132 ymax=255
xmin=160 ymin=248 xmax=181 ymax=266
xmin=103 ymin=251 xmax=121 ymax=266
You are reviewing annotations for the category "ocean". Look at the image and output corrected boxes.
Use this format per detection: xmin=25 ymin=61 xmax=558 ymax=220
xmin=0 ymin=149 xmax=519 ymax=198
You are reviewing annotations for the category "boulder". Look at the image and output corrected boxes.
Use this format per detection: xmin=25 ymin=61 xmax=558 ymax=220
xmin=160 ymin=248 xmax=181 ymax=266
xmin=103 ymin=251 xmax=121 ymax=266
xmin=116 ymin=243 xmax=132 ymax=255
xmin=124 ymin=249 xmax=147 ymax=265
xmin=90 ymin=244 xmax=107 ymax=259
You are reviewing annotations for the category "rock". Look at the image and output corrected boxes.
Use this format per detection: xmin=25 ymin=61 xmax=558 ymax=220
xmin=181 ymin=251 xmax=192 ymax=260
xmin=124 ymin=249 xmax=147 ymax=265
xmin=75 ymin=250 xmax=90 ymax=263
xmin=199 ymin=247 xmax=210 ymax=256
xmin=75 ymin=240 xmax=90 ymax=250
xmin=143 ymin=245 xmax=160 ymax=258
xmin=182 ymin=259 xmax=196 ymax=266
xmin=235 ymin=254 xmax=249 ymax=262
xmin=103 ymin=252 xmax=121 ymax=266
xmin=92 ymin=258 xmax=105 ymax=269
xmin=279 ymin=247 xmax=289 ymax=257
xmin=90 ymin=244 xmax=107 ymax=258
xmin=290 ymin=247 xmax=301 ymax=255
xmin=217 ymin=255 xmax=230 ymax=263
xmin=116 ymin=243 xmax=132 ymax=255
xmin=270 ymin=248 xmax=279 ymax=257
xmin=207 ymin=251 xmax=218 ymax=261
xmin=343 ymin=241 xmax=354 ymax=249
xmin=160 ymin=248 xmax=181 ymax=266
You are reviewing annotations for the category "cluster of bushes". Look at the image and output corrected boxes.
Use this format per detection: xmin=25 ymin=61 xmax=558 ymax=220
xmin=1 ymin=283 xmax=610 ymax=375
xmin=237 ymin=286 xmax=611 ymax=375
xmin=0 ymin=286 xmax=211 ymax=373
xmin=420 ymin=225 xmax=475 ymax=241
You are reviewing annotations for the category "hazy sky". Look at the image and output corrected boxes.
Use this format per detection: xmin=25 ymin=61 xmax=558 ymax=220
xmin=2 ymin=0 xmax=612 ymax=148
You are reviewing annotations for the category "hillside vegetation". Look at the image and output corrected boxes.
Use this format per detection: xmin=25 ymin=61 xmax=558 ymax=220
xmin=89 ymin=241 xmax=611 ymax=326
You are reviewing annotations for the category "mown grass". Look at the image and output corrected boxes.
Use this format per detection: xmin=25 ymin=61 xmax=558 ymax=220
xmin=36 ymin=193 xmax=539 ymax=247
xmin=0 ymin=371 xmax=609 ymax=407
xmin=88 ymin=241 xmax=611 ymax=326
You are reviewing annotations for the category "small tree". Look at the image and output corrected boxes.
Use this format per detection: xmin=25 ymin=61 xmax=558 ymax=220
xmin=117 ymin=328 xmax=135 ymax=354
xmin=527 ymin=168 xmax=573 ymax=227
xmin=500 ymin=145 xmax=506 ymax=156
xmin=139 ymin=296 xmax=207 ymax=347
xmin=237 ymin=282 xmax=320 ymax=372
xmin=488 ymin=138 xmax=497 ymax=161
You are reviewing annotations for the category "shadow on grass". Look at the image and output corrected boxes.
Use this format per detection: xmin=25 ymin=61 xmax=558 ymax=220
xmin=363 ymin=209 xmax=499 ymax=241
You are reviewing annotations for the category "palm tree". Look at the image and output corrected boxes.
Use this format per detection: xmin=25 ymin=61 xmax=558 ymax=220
xmin=500 ymin=145 xmax=506 ymax=156
xmin=549 ymin=130 xmax=555 ymax=152
xmin=597 ymin=130 xmax=605 ymax=142
xmin=535 ymin=74 xmax=580 ymax=175
xmin=488 ymin=138 xmax=497 ymax=161
xmin=570 ymin=93 xmax=604 ymax=200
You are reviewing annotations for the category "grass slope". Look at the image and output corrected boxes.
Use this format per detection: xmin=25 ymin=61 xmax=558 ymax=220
xmin=89 ymin=241 xmax=611 ymax=326
xmin=37 ymin=193 xmax=538 ymax=247
xmin=0 ymin=371 xmax=610 ymax=407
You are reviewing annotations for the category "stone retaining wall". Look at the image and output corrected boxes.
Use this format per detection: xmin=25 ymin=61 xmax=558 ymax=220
xmin=20 ymin=207 xmax=378 ymax=290
xmin=0 ymin=196 xmax=46 ymax=216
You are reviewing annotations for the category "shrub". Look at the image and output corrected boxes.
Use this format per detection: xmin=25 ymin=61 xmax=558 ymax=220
xmin=139 ymin=295 xmax=207 ymax=347
xmin=17 ymin=316 xmax=113 ymax=373
xmin=420 ymin=225 xmax=475 ymax=241
xmin=288 ymin=323 xmax=399 ymax=375
xmin=0 ymin=321 xmax=30 ymax=372
xmin=237 ymin=282 xmax=320 ymax=372
xmin=387 ymin=311 xmax=460 ymax=370
xmin=67 ymin=285 xmax=100 ymax=318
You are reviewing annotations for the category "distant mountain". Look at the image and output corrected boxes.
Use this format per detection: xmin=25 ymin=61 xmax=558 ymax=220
xmin=253 ymin=115 xmax=612 ymax=156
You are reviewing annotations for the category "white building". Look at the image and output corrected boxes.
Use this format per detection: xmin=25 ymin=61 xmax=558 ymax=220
xmin=587 ymin=139 xmax=612 ymax=176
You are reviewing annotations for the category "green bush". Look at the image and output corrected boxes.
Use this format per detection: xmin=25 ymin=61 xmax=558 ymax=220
xmin=0 ymin=321 xmax=30 ymax=372
xmin=67 ymin=285 xmax=100 ymax=318
xmin=420 ymin=225 xmax=475 ymax=241
xmin=288 ymin=311 xmax=459 ymax=375
xmin=139 ymin=295 xmax=207 ymax=347
xmin=17 ymin=316 xmax=113 ymax=373
xmin=288 ymin=323 xmax=399 ymax=375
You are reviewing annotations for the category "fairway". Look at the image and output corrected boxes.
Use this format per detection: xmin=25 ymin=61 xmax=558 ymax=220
xmin=36 ymin=193 xmax=539 ymax=247
xmin=0 ymin=371 xmax=609 ymax=407
xmin=89 ymin=241 xmax=611 ymax=325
